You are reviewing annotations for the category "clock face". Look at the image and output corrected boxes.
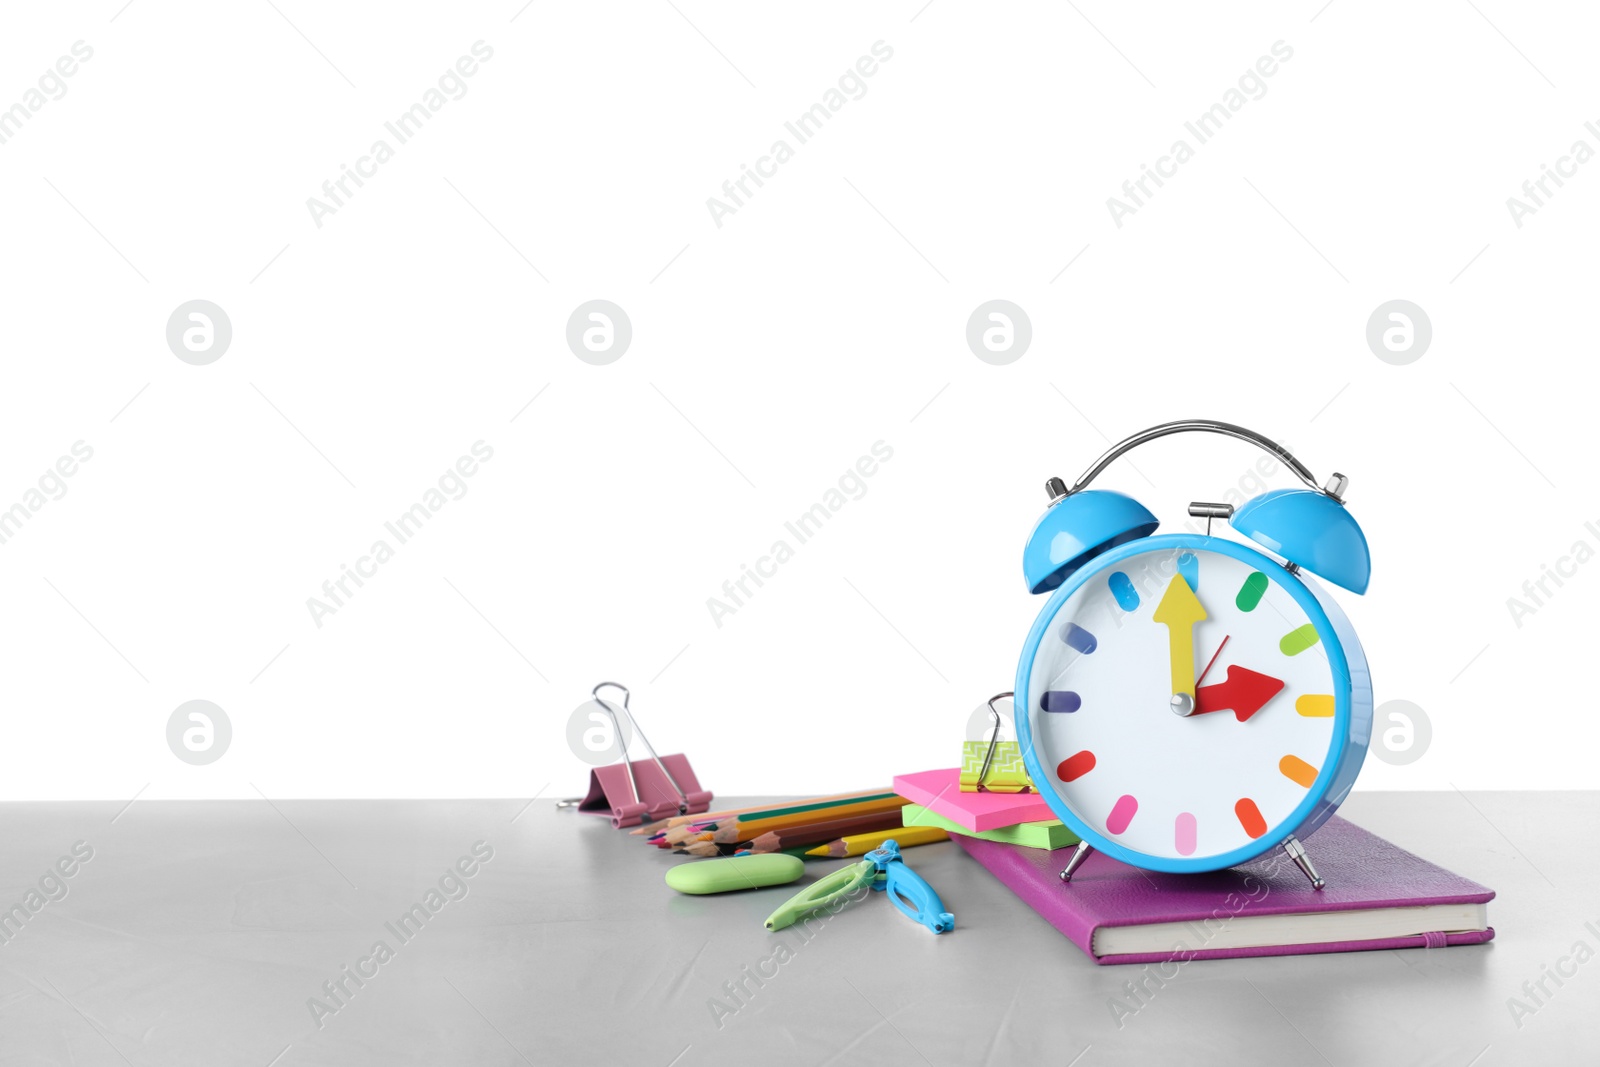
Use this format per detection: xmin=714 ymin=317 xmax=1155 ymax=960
xmin=1022 ymin=543 xmax=1341 ymax=865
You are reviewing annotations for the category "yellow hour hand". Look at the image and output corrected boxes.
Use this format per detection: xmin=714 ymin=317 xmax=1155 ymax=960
xmin=1152 ymin=573 xmax=1207 ymax=714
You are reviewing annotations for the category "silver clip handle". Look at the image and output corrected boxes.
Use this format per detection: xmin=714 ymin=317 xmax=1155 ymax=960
xmin=976 ymin=692 xmax=1014 ymax=790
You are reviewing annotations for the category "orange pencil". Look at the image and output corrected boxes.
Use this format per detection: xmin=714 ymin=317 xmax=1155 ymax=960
xmin=745 ymin=810 xmax=907 ymax=854
xmin=630 ymin=789 xmax=894 ymax=834
xmin=710 ymin=797 xmax=909 ymax=844
xmin=664 ymin=795 xmax=902 ymax=845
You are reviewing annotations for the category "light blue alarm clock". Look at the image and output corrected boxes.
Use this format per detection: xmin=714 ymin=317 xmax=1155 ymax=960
xmin=1012 ymin=421 xmax=1373 ymax=888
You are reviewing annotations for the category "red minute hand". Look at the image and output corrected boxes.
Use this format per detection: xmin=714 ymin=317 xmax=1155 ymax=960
xmin=1193 ymin=665 xmax=1284 ymax=722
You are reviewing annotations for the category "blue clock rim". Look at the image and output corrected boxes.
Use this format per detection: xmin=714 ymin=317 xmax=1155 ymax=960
xmin=1013 ymin=533 xmax=1356 ymax=875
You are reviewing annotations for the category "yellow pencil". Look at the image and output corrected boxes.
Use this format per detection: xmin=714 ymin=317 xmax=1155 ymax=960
xmin=805 ymin=825 xmax=948 ymax=858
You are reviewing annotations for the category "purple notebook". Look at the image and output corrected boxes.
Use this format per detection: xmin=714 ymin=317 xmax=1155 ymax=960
xmin=953 ymin=816 xmax=1495 ymax=965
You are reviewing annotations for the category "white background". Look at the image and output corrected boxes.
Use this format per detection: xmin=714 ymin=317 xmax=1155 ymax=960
xmin=1 ymin=1 xmax=1594 ymax=801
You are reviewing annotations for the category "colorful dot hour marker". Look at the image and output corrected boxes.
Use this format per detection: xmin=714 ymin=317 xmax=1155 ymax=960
xmin=1235 ymin=798 xmax=1267 ymax=839
xmin=1280 ymin=754 xmax=1319 ymax=788
xmin=1108 ymin=571 xmax=1140 ymax=611
xmin=1236 ymin=571 xmax=1268 ymax=612
xmin=1041 ymin=690 xmax=1082 ymax=713
xmin=1280 ymin=623 xmax=1321 ymax=656
xmin=1106 ymin=794 xmax=1138 ymax=835
xmin=1296 ymin=694 xmax=1335 ymax=718
xmin=1177 ymin=552 xmax=1199 ymax=592
xmin=1056 ymin=750 xmax=1096 ymax=782
xmin=1174 ymin=812 xmax=1197 ymax=856
xmin=1059 ymin=622 xmax=1097 ymax=654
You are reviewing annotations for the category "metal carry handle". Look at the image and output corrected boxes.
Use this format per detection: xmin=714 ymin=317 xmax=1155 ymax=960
xmin=1062 ymin=420 xmax=1343 ymax=500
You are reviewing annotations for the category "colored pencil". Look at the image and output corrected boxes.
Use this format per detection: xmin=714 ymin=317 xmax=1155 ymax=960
xmin=805 ymin=825 xmax=949 ymax=858
xmin=663 ymin=793 xmax=902 ymax=846
xmin=690 ymin=794 xmax=900 ymax=837
xmin=628 ymin=790 xmax=895 ymax=834
xmin=746 ymin=810 xmax=908 ymax=854
xmin=710 ymin=797 xmax=909 ymax=844
xmin=660 ymin=826 xmax=717 ymax=847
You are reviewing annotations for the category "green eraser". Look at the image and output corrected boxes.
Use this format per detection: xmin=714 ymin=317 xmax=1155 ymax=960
xmin=665 ymin=854 xmax=806 ymax=895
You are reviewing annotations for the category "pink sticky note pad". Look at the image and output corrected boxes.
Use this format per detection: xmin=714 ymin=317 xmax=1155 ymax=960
xmin=893 ymin=768 xmax=1056 ymax=832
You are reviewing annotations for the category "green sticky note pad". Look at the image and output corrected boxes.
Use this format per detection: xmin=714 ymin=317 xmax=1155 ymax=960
xmin=665 ymin=854 xmax=806 ymax=895
xmin=901 ymin=803 xmax=1079 ymax=851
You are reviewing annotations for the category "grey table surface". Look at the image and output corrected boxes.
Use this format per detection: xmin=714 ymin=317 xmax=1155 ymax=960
xmin=1 ymin=791 xmax=1595 ymax=1066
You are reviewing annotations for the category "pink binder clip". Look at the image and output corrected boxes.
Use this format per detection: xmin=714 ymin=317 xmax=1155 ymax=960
xmin=573 ymin=682 xmax=712 ymax=828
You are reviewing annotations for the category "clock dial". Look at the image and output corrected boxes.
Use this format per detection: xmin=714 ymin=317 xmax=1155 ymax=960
xmin=1024 ymin=545 xmax=1338 ymax=864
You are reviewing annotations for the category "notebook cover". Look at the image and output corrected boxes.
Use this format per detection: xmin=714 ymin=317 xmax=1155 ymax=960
xmin=952 ymin=815 xmax=1496 ymax=965
xmin=901 ymin=803 xmax=1079 ymax=851
xmin=893 ymin=768 xmax=1055 ymax=831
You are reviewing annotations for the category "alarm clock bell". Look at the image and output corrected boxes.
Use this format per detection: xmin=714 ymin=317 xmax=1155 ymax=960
xmin=1230 ymin=487 xmax=1370 ymax=594
xmin=1022 ymin=488 xmax=1157 ymax=594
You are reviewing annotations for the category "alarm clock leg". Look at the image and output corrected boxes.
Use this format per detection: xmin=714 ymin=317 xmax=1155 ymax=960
xmin=1058 ymin=841 xmax=1095 ymax=883
xmin=1282 ymin=835 xmax=1326 ymax=890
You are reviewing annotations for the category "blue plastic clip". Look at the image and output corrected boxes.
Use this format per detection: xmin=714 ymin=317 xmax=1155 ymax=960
xmin=863 ymin=839 xmax=955 ymax=934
